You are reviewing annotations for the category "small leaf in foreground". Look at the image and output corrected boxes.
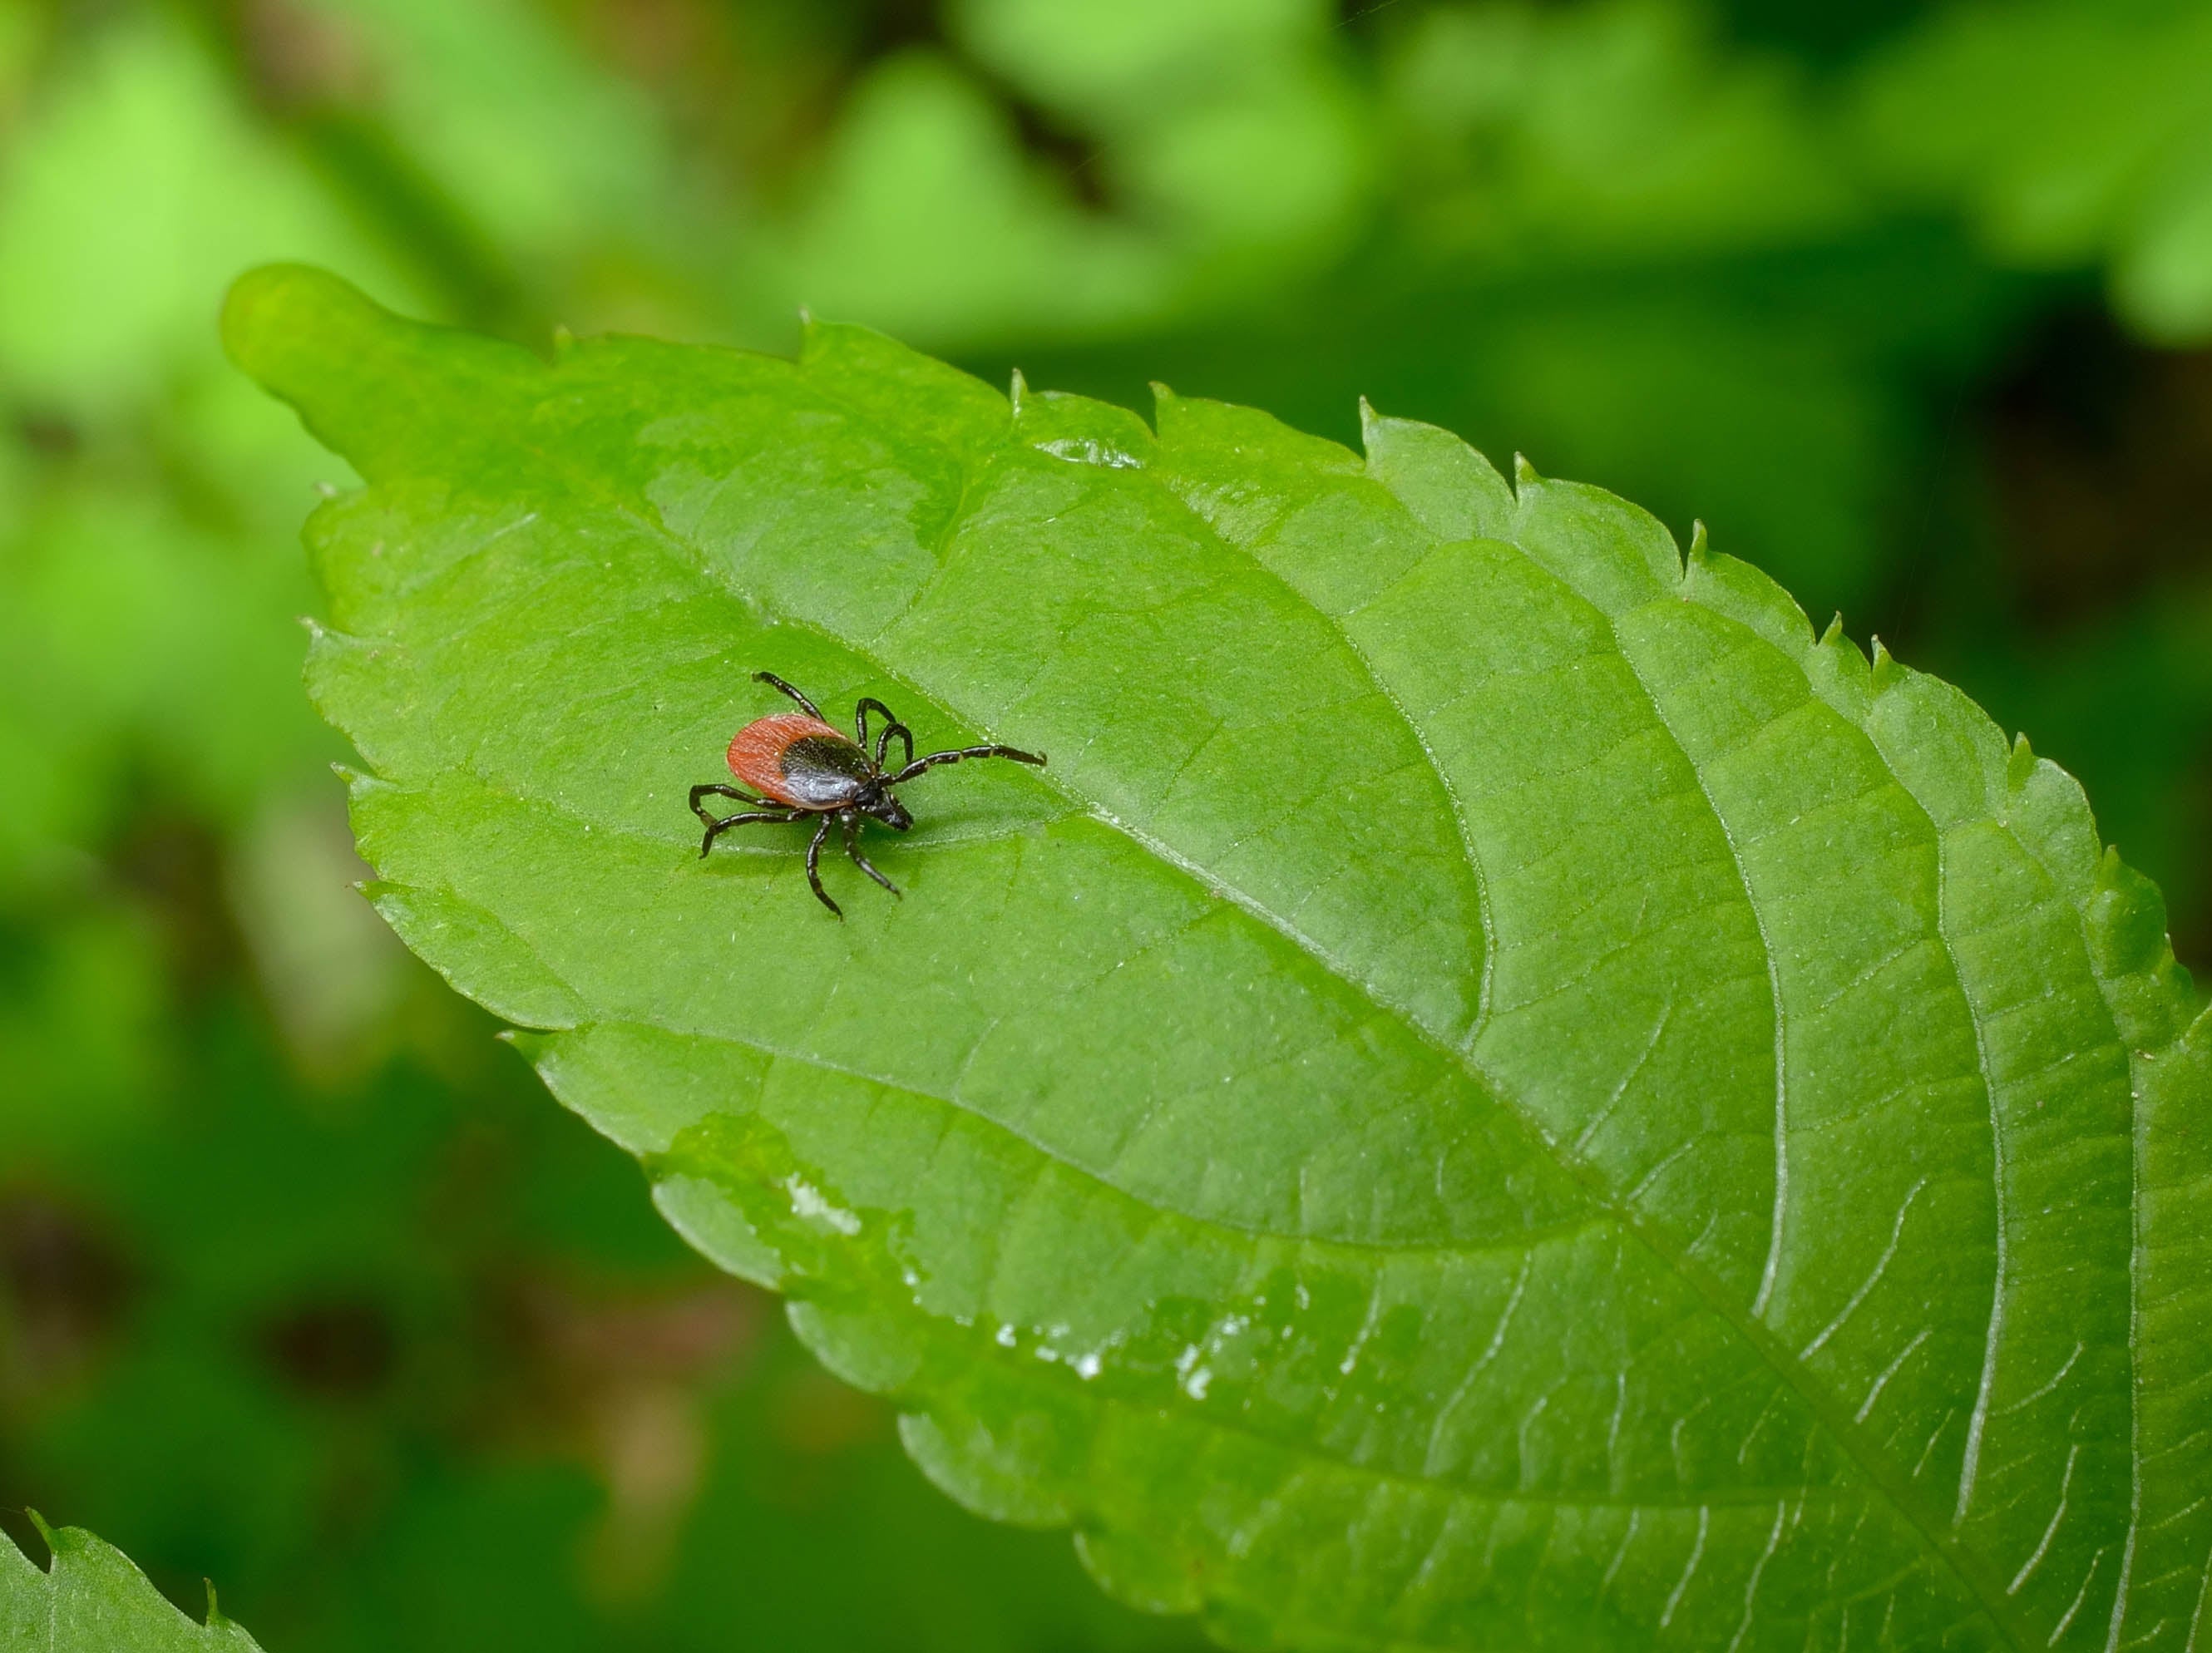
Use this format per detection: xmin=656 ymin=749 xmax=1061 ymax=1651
xmin=225 ymin=264 xmax=2212 ymax=1652
xmin=1 ymin=1517 xmax=264 ymax=1651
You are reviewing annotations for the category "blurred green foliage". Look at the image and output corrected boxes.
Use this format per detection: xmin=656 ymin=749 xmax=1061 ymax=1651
xmin=2 ymin=0 xmax=2208 ymax=1644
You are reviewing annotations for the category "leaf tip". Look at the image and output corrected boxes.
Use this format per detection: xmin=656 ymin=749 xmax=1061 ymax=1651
xmin=1009 ymin=366 xmax=1029 ymax=417
xmin=220 ymin=263 xmax=378 ymax=392
xmin=1819 ymin=610 xmax=1845 ymax=646
xmin=2007 ymin=731 xmax=2037 ymax=790
xmin=1686 ymin=519 xmax=1711 ymax=564
xmin=1513 ymin=451 xmax=1541 ymax=488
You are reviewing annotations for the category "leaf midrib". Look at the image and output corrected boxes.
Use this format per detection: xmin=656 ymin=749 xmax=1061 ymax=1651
xmin=894 ymin=422 xmax=2039 ymax=1631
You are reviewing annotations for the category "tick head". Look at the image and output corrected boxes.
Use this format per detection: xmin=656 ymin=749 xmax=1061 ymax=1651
xmin=863 ymin=789 xmax=914 ymax=832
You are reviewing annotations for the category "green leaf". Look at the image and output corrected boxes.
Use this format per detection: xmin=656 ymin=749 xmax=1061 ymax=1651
xmin=226 ymin=264 xmax=2212 ymax=1651
xmin=1 ymin=1518 xmax=264 ymax=1651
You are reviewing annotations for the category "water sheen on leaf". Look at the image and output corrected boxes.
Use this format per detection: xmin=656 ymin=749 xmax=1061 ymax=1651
xmin=1 ymin=1519 xmax=264 ymax=1651
xmin=224 ymin=264 xmax=2212 ymax=1653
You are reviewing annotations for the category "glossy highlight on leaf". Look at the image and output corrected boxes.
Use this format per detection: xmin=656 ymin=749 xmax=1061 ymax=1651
xmin=225 ymin=264 xmax=2212 ymax=1652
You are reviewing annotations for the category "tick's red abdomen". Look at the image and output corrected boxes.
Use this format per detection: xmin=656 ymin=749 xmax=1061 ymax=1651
xmin=727 ymin=713 xmax=847 ymax=805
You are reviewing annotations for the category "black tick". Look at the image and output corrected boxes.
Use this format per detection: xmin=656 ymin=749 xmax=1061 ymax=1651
xmin=689 ymin=672 xmax=1045 ymax=917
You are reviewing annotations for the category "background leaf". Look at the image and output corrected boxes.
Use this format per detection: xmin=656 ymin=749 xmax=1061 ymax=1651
xmin=226 ymin=264 xmax=2212 ymax=1651
xmin=1857 ymin=0 xmax=2212 ymax=344
xmin=2 ymin=1519 xmax=264 ymax=1651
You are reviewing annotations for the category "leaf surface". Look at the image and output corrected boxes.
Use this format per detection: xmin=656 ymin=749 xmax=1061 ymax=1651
xmin=225 ymin=264 xmax=2212 ymax=1652
xmin=0 ymin=1520 xmax=264 ymax=1651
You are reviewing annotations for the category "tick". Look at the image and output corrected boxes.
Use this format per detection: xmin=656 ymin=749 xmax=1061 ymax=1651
xmin=689 ymin=672 xmax=1047 ymax=917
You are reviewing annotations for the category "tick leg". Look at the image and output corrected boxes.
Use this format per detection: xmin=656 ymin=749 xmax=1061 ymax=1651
xmin=692 ymin=782 xmax=773 ymax=855
xmin=699 ymin=808 xmax=803 ymax=858
xmin=841 ymin=812 xmax=901 ymax=897
xmin=804 ymin=813 xmax=842 ymax=918
xmin=876 ymin=722 xmax=913 ymax=769
xmin=753 ymin=671 xmax=824 ymax=719
xmin=855 ymin=698 xmax=914 ymax=770
xmin=889 ymin=743 xmax=1046 ymax=784
xmin=849 ymin=703 xmax=911 ymax=774
xmin=691 ymin=782 xmax=764 ymax=823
